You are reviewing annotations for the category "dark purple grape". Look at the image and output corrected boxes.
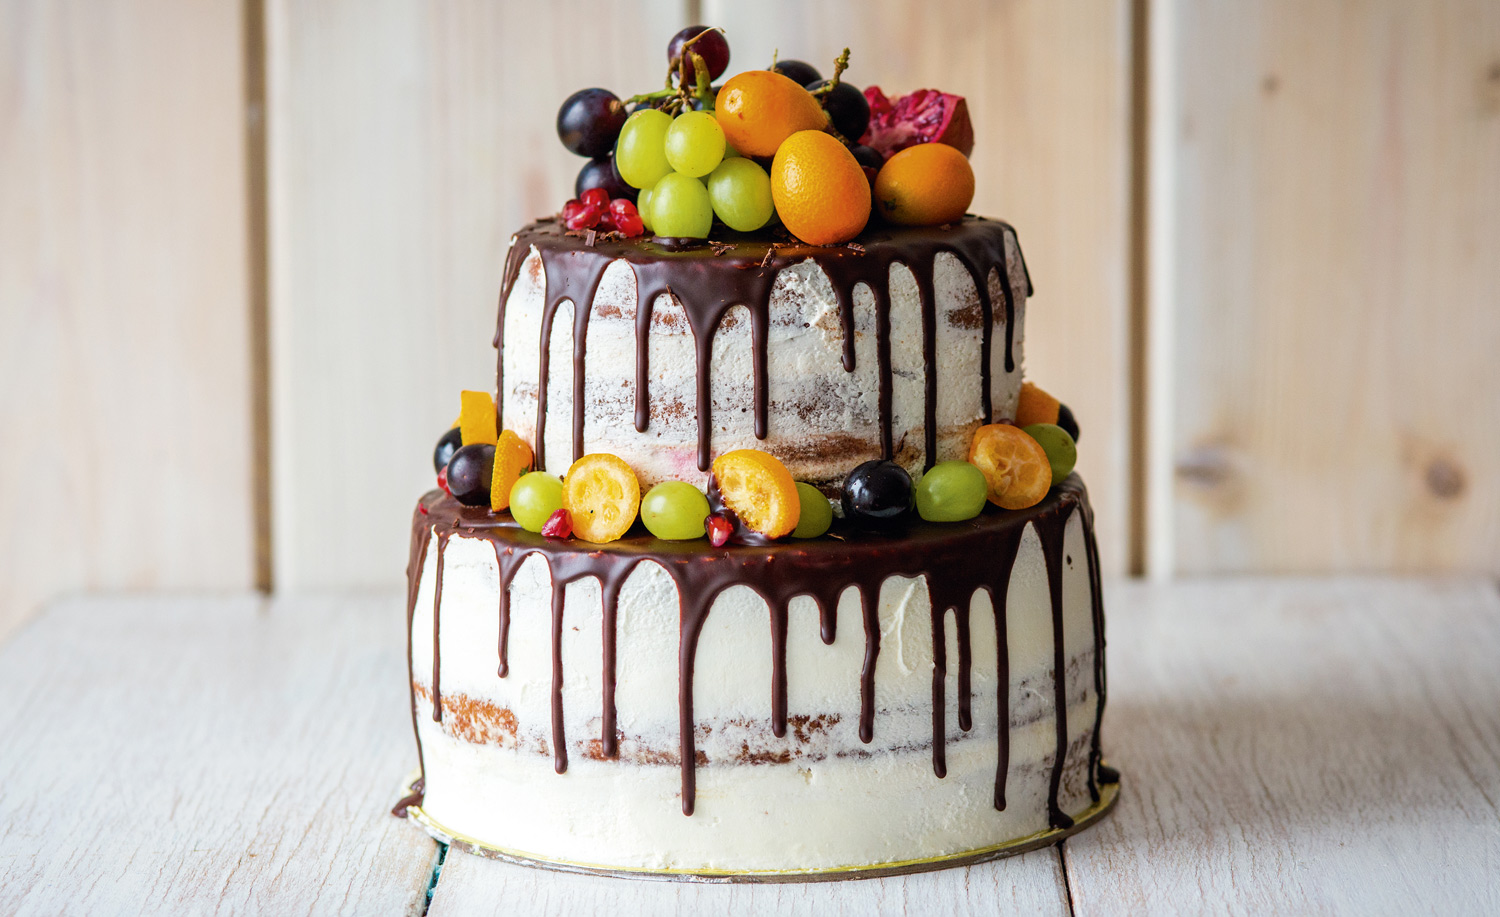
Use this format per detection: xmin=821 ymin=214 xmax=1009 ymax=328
xmin=433 ymin=426 xmax=463 ymax=473
xmin=771 ymin=59 xmax=822 ymax=86
xmin=849 ymin=144 xmax=883 ymax=171
xmin=668 ymin=26 xmax=730 ymax=85
xmin=1057 ymin=403 xmax=1080 ymax=443
xmin=841 ymin=460 xmax=913 ymax=526
xmin=556 ymin=88 xmax=627 ymax=158
xmin=809 ymin=80 xmax=870 ymax=141
xmin=575 ymin=156 xmax=636 ymax=202
xmin=447 ymin=443 xmax=495 ymax=507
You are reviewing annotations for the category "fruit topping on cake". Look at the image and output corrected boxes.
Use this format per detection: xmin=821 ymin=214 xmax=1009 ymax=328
xmin=841 ymin=460 xmax=914 ymax=527
xmin=544 ymin=28 xmax=995 ymax=245
xmin=873 ymin=142 xmax=975 ymax=226
xmin=489 ymin=430 xmax=534 ymax=511
xmin=433 ymin=426 xmax=462 ymax=473
xmin=1015 ymin=381 xmax=1059 ymax=427
xmin=459 ymin=390 xmax=498 ymax=446
xmin=859 ymin=87 xmax=975 ymax=160
xmin=556 ymin=88 xmax=628 ymax=159
xmin=705 ymin=158 xmax=774 ymax=232
xmin=562 ymin=453 xmax=642 ymax=543
xmin=704 ymin=513 xmax=733 ymax=547
xmin=710 ymin=449 xmax=800 ymax=540
xmin=715 ymin=69 xmax=827 ymax=158
xmin=791 ymin=482 xmax=834 ymax=539
xmin=772 ymin=130 xmax=871 ymax=245
xmin=1023 ymin=423 xmax=1078 ymax=485
xmin=541 ymin=508 xmax=573 ymax=540
xmin=509 ymin=471 xmax=564 ymax=533
xmin=641 ymin=481 xmax=713 ymax=541
xmin=968 ymin=424 xmax=1051 ymax=510
xmin=914 ymin=460 xmax=988 ymax=522
xmin=447 ymin=443 xmax=496 ymax=507
xmin=667 ymin=25 xmax=730 ymax=86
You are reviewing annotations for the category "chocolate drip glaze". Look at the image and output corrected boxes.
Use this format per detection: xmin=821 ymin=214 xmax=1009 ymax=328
xmin=430 ymin=533 xmax=448 ymax=723
xmin=496 ymin=218 xmax=1030 ymax=472
xmin=404 ymin=474 xmax=1104 ymax=822
xmin=987 ymin=527 xmax=1025 ymax=810
xmin=393 ymin=505 xmax=434 ymax=817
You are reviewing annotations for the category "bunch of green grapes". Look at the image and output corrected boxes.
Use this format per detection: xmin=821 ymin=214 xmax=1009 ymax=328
xmin=616 ymin=108 xmax=775 ymax=238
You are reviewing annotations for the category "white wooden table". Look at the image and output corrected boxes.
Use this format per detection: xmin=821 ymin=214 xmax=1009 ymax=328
xmin=1 ymin=579 xmax=1496 ymax=915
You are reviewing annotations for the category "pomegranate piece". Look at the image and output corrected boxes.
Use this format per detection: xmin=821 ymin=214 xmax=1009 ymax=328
xmin=858 ymin=87 xmax=975 ymax=160
xmin=562 ymin=197 xmax=605 ymax=231
xmin=705 ymin=513 xmax=733 ymax=547
xmin=437 ymin=466 xmax=450 ymax=495
xmin=541 ymin=508 xmax=574 ymax=539
xmin=580 ymin=187 xmax=611 ymax=210
xmin=609 ymin=199 xmax=645 ymax=237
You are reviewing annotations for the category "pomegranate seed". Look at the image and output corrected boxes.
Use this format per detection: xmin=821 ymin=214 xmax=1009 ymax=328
xmin=597 ymin=209 xmax=619 ymax=233
xmin=580 ymin=187 xmax=610 ymax=210
xmin=541 ymin=508 xmax=573 ymax=539
xmin=419 ymin=503 xmax=429 ymax=515
xmin=437 ymin=466 xmax=450 ymax=495
xmin=706 ymin=514 xmax=732 ymax=547
xmin=609 ymin=199 xmax=645 ymax=237
xmin=562 ymin=198 xmax=606 ymax=231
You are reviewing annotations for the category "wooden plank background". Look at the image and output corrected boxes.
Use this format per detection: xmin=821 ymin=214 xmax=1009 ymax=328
xmin=0 ymin=0 xmax=256 ymax=640
xmin=1163 ymin=0 xmax=1500 ymax=575
xmin=1 ymin=0 xmax=1498 ymax=635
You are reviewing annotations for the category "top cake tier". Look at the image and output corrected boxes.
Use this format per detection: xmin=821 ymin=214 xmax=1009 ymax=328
xmin=496 ymin=216 xmax=1032 ymax=491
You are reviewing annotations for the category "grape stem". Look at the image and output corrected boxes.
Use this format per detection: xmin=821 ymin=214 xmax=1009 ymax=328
xmin=810 ymin=48 xmax=854 ymax=144
xmin=691 ymin=51 xmax=715 ymax=111
xmin=810 ymin=48 xmax=852 ymax=98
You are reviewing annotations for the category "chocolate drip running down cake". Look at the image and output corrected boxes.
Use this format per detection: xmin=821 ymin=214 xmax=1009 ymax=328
xmin=396 ymin=216 xmax=1118 ymax=877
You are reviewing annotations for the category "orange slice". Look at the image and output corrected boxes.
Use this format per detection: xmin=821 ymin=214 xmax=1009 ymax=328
xmin=562 ymin=454 xmax=641 ymax=543
xmin=968 ymin=424 xmax=1052 ymax=510
xmin=1014 ymin=381 xmax=1060 ymax=428
xmin=490 ymin=430 xmax=534 ymax=511
xmin=459 ymin=390 xmax=498 ymax=445
xmin=710 ymin=449 xmax=800 ymax=539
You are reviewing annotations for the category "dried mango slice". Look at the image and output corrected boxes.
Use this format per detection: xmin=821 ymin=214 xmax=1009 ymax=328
xmin=490 ymin=430 xmax=534 ymax=511
xmin=711 ymin=449 xmax=800 ymax=539
xmin=968 ymin=424 xmax=1052 ymax=510
xmin=459 ymin=390 xmax=498 ymax=445
xmin=563 ymin=454 xmax=641 ymax=543
xmin=1015 ymin=381 xmax=1061 ymax=428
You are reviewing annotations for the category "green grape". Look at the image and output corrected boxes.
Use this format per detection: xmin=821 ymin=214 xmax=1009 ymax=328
xmin=1022 ymin=424 xmax=1077 ymax=484
xmin=664 ymin=111 xmax=725 ymax=178
xmin=914 ymin=461 xmax=987 ymax=522
xmin=614 ymin=109 xmax=673 ymax=189
xmin=509 ymin=471 xmax=564 ymax=532
xmin=651 ymin=172 xmax=713 ymax=238
xmin=637 ymin=184 xmax=656 ymax=233
xmin=722 ymin=143 xmax=742 ymax=159
xmin=706 ymin=158 xmax=774 ymax=232
xmin=791 ymin=482 xmax=834 ymax=538
xmin=640 ymin=481 xmax=711 ymax=540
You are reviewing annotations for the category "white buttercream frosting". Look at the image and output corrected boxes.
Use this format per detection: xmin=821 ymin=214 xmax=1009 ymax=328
xmin=408 ymin=510 xmax=1100 ymax=873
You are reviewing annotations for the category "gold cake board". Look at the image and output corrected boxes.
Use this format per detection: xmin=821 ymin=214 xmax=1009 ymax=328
xmin=396 ymin=771 xmax=1120 ymax=884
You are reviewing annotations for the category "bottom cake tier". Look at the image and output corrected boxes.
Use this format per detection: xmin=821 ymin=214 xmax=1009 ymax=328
xmin=396 ymin=475 xmax=1117 ymax=877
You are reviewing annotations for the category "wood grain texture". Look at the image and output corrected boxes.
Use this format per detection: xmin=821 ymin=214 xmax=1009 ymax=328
xmin=0 ymin=595 xmax=436 ymax=916
xmin=1166 ymin=1 xmax=1500 ymax=573
xmin=0 ymin=1 xmax=256 ymax=639
xmin=428 ymin=845 xmax=1070 ymax=916
xmin=703 ymin=0 xmax=1133 ymax=573
xmin=266 ymin=0 xmax=686 ymax=590
xmin=1065 ymin=578 xmax=1500 ymax=915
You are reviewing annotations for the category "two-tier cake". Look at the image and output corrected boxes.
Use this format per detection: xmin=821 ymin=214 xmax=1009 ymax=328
xmin=394 ymin=26 xmax=1117 ymax=880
